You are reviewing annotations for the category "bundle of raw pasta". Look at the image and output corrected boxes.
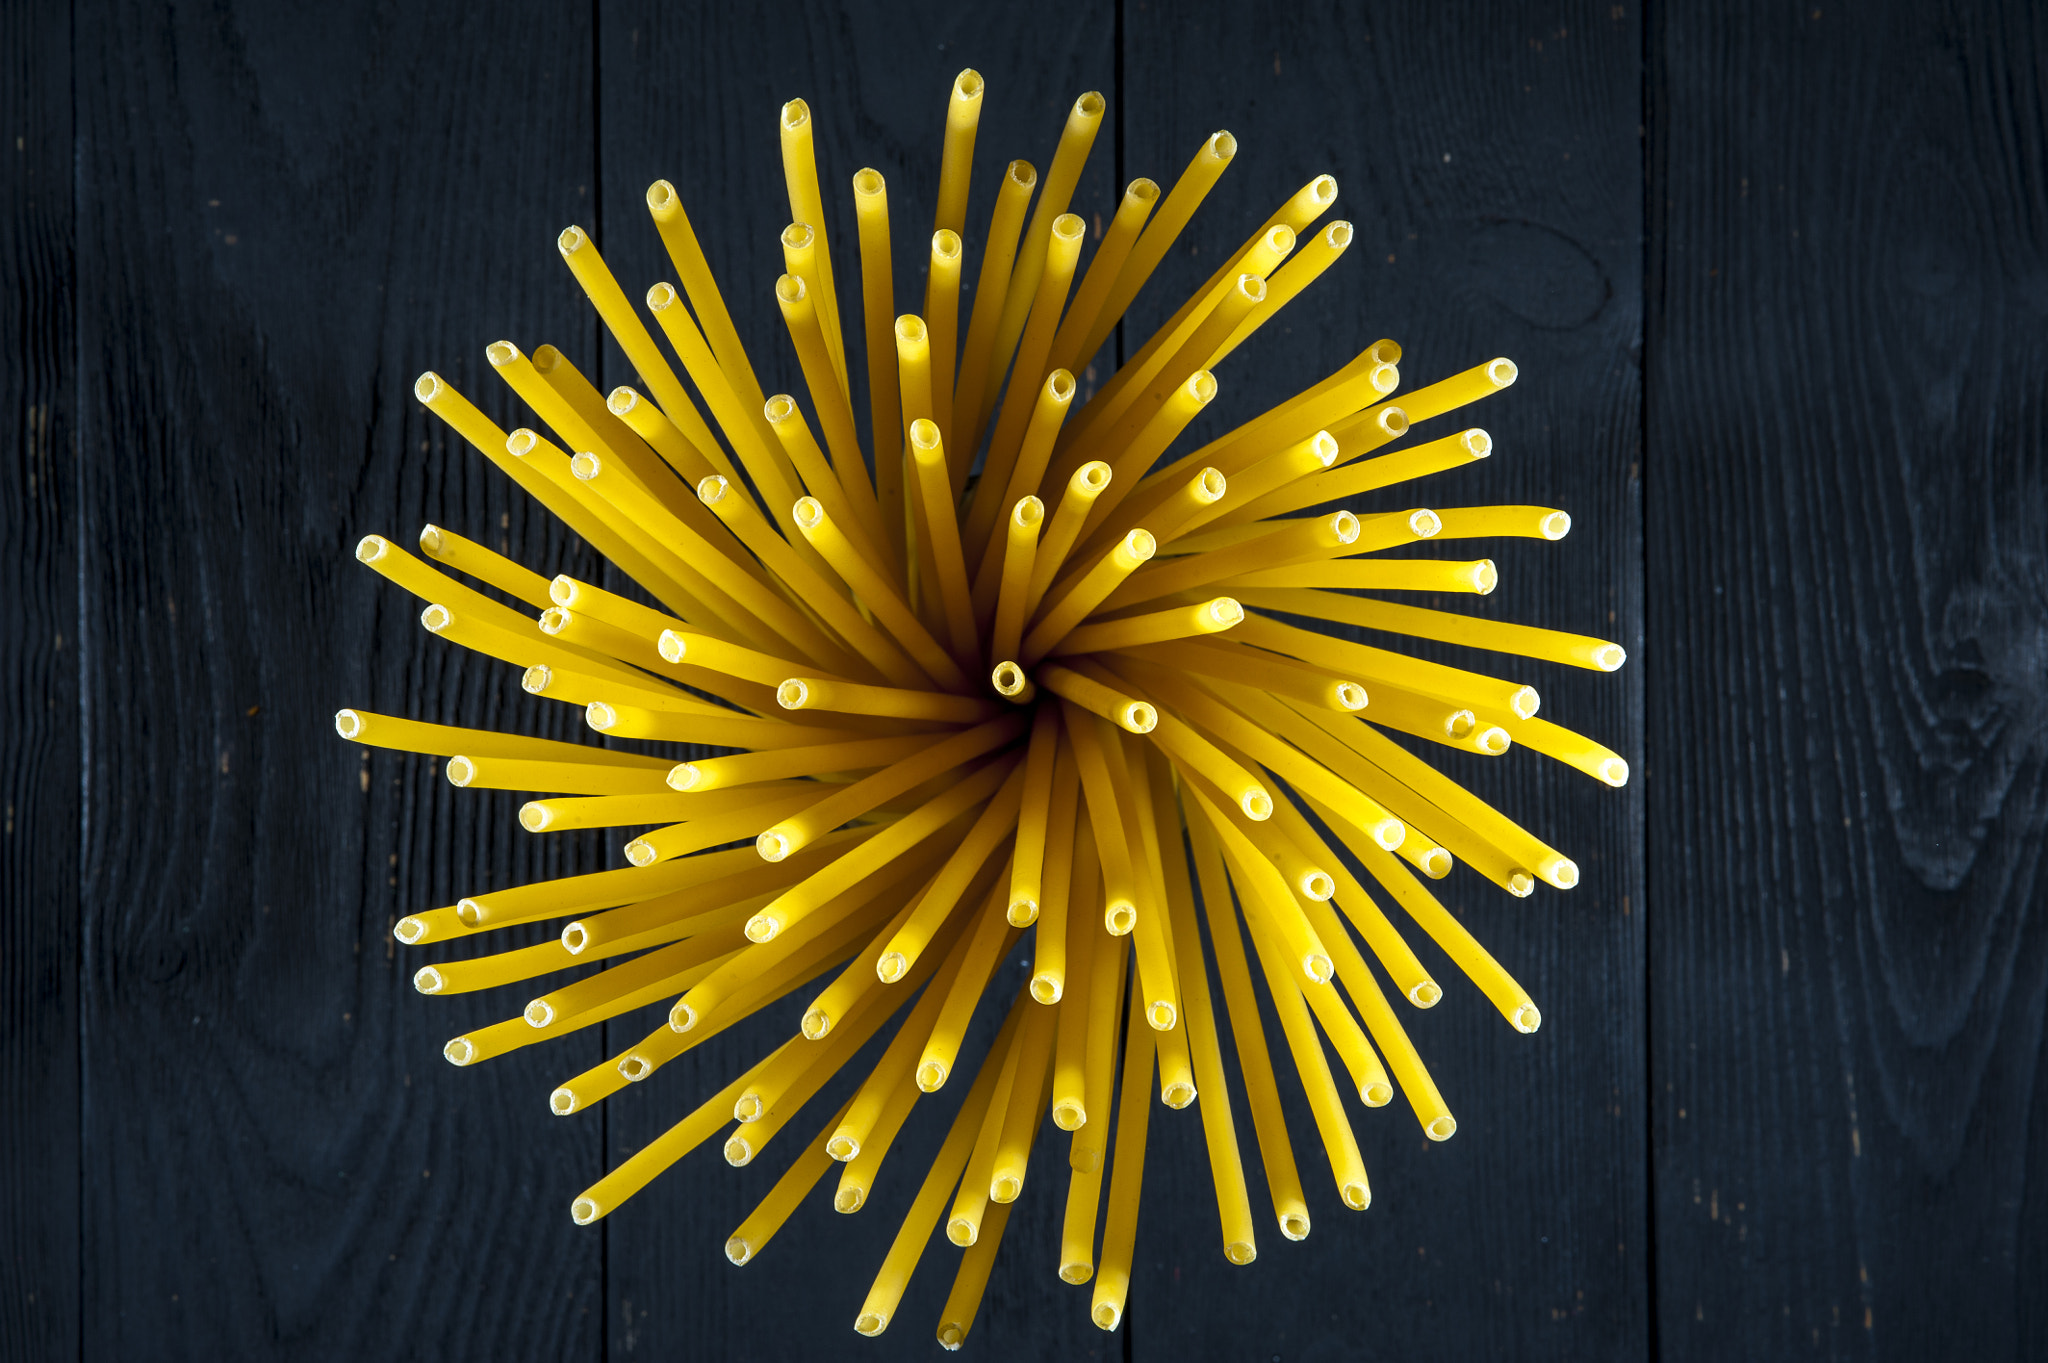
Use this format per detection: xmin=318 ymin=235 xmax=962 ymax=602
xmin=340 ymin=70 xmax=1626 ymax=1346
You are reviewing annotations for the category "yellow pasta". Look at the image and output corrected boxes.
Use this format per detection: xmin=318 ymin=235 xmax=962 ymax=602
xmin=353 ymin=69 xmax=1625 ymax=1348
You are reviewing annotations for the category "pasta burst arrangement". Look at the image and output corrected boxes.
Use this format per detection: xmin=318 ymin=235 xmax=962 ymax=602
xmin=340 ymin=70 xmax=1626 ymax=1346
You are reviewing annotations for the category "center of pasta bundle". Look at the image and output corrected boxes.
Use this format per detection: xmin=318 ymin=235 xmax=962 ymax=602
xmin=338 ymin=70 xmax=1628 ymax=1347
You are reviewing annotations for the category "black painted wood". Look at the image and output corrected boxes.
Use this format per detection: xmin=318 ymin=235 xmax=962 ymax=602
xmin=70 ymin=2 xmax=608 ymax=1358
xmin=1 ymin=3 xmax=80 ymax=1359
xmin=8 ymin=1 xmax=2047 ymax=1359
xmin=1121 ymin=4 xmax=1648 ymax=1360
xmin=1647 ymin=3 xmax=2048 ymax=1359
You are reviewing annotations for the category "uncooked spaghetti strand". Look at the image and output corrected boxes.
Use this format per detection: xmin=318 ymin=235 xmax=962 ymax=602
xmin=1221 ymin=428 xmax=1493 ymax=527
xmin=981 ymin=90 xmax=1104 ymax=439
xmin=1056 ymin=595 xmax=1240 ymax=655
xmin=555 ymin=227 xmax=707 ymax=468
xmin=1082 ymin=174 xmax=1334 ymax=436
xmin=696 ymin=475 xmax=923 ymax=688
xmin=968 ymin=370 xmax=1077 ymax=601
xmin=335 ymin=708 xmax=668 ymax=771
xmin=568 ymin=1044 xmax=789 ymax=1224
xmin=950 ymin=160 xmax=1039 ymax=489
xmin=1299 ymin=889 xmax=1456 ymax=1140
xmin=880 ymin=766 xmax=1029 ymax=987
xmin=761 ymin=392 xmax=890 ymax=568
xmin=932 ymin=69 xmax=984 ymax=242
xmin=724 ymin=1096 xmax=855 ymax=1266
xmin=935 ymin=1195 xmax=1014 ymax=1351
xmin=1049 ymin=805 xmax=1097 ymax=1119
xmin=1226 ymin=560 xmax=1498 ymax=596
xmin=755 ymin=714 xmax=1022 ymax=863
xmin=778 ymin=98 xmax=850 ymax=394
xmin=892 ymin=314 xmax=934 ymax=552
xmin=1209 ymin=219 xmax=1355 ymax=365
xmin=923 ymin=230 xmax=964 ymax=450
xmin=1124 ymin=739 xmax=1193 ymax=1104
xmin=774 ymin=265 xmax=879 ymax=531
xmin=791 ymin=496 xmax=971 ymax=693
xmin=827 ymin=899 xmax=986 ymax=1167
xmin=1073 ymin=130 xmax=1238 ymax=370
xmin=1063 ymin=705 xmax=1143 ymax=937
xmin=852 ymin=168 xmax=901 ymax=488
xmin=1270 ymin=590 xmax=1628 ymax=675
xmin=967 ymin=212 xmax=1087 ymax=553
xmin=1060 ymin=264 xmax=1272 ymax=481
xmin=508 ymin=340 xmax=690 ymax=506
xmin=1070 ymin=854 xmax=1120 ymax=1176
xmin=416 ymin=524 xmax=554 ymax=608
xmin=417 ymin=369 xmax=679 ymax=589
xmin=1021 ymin=460 xmax=1113 ymax=623
xmin=1156 ymin=776 xmax=1257 ymax=1265
xmin=852 ymin=986 xmax=1023 ymax=1339
xmin=644 ymin=281 xmax=811 ymax=531
xmin=745 ymin=756 xmax=1015 ymax=942
xmin=1263 ymin=797 xmax=1439 ymax=1008
xmin=1047 ymin=177 xmax=1161 ymax=376
xmin=906 ymin=419 xmax=979 ymax=660
xmin=948 ymin=977 xmax=1043 ymax=1246
xmin=1088 ymin=977 xmax=1155 ymax=1332
xmin=1236 ymin=874 xmax=1372 ymax=1213
xmin=644 ymin=178 xmax=774 ymax=425
xmin=1007 ymin=704 xmax=1064 ymax=926
xmin=669 ymin=732 xmax=936 ymax=793
xmin=986 ymin=978 xmax=1060 ymax=1203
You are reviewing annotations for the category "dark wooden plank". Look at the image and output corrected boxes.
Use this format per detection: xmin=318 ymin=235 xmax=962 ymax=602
xmin=0 ymin=2 xmax=80 ymax=1359
xmin=1648 ymin=2 xmax=2048 ymax=1357
xmin=73 ymin=4 xmax=611 ymax=1357
xmin=1122 ymin=5 xmax=1648 ymax=1359
xmin=593 ymin=6 xmax=1118 ymax=1356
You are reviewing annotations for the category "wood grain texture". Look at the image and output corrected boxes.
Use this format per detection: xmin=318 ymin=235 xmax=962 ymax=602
xmin=1122 ymin=4 xmax=1648 ymax=1359
xmin=72 ymin=2 xmax=610 ymax=1357
xmin=593 ymin=6 xmax=1118 ymax=1356
xmin=1648 ymin=3 xmax=2048 ymax=1358
xmin=1 ymin=2 xmax=80 ymax=1359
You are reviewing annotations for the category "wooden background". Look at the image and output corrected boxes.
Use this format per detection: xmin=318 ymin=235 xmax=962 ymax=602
xmin=3 ymin=0 xmax=2043 ymax=1357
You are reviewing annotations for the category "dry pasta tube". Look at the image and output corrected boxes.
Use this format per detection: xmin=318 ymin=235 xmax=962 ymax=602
xmin=335 ymin=709 xmax=667 ymax=770
xmin=1262 ymin=799 xmax=1439 ymax=1007
xmin=1056 ymin=595 xmax=1240 ymax=655
xmin=946 ymin=980 xmax=1036 ymax=1247
xmin=828 ymin=901 xmax=985 ymax=1163
xmin=923 ymin=229 xmax=963 ymax=449
xmin=724 ymin=1096 xmax=855 ymax=1265
xmin=669 ymin=732 xmax=933 ymax=793
xmin=880 ymin=767 xmax=1027 ymax=984
xmin=1069 ymin=888 xmax=1121 ymax=1176
xmin=987 ymin=991 xmax=1060 ymax=1203
xmin=1297 ymin=892 xmax=1456 ymax=1141
xmin=951 ymin=159 xmax=1040 ymax=476
xmin=777 ymin=99 xmax=848 ymax=390
xmin=932 ymin=69 xmax=984 ymax=240
xmin=1238 ymin=885 xmax=1372 ymax=1213
xmin=965 ymin=370 xmax=1076 ymax=584
xmin=791 ymin=496 xmax=968 ymax=692
xmin=417 ymin=523 xmax=554 ymax=607
xmin=1007 ymin=705 xmax=1063 ymax=925
xmin=1047 ymin=175 xmax=1161 ymax=376
xmin=747 ymin=756 xmax=1015 ymax=942
xmin=1089 ymin=981 xmax=1155 ymax=1332
xmin=1063 ymin=706 xmax=1142 ymax=936
xmin=985 ymin=496 xmax=1043 ymax=665
xmin=1022 ymin=529 xmax=1157 ymax=666
xmin=1158 ymin=795 xmax=1257 ymax=1265
xmin=1049 ymin=858 xmax=1098 ymax=1125
xmin=916 ymin=891 xmax=1023 ymax=1093
xmin=1021 ymin=460 xmax=1112 ymax=622
xmin=851 ymin=987 xmax=1024 ymax=1338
